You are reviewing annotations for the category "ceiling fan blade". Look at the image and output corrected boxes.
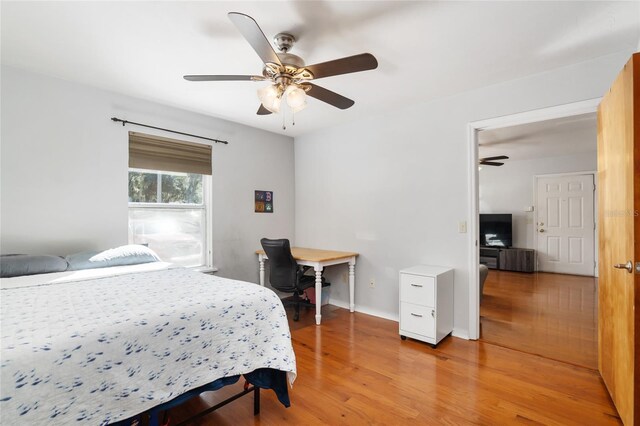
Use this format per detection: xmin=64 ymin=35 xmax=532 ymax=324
xmin=183 ymin=75 xmax=265 ymax=82
xmin=257 ymin=104 xmax=272 ymax=115
xmin=303 ymin=53 xmax=378 ymax=80
xmin=305 ymin=83 xmax=355 ymax=110
xmin=480 ymin=161 xmax=505 ymax=166
xmin=228 ymin=12 xmax=282 ymax=67
xmin=479 ymin=155 xmax=509 ymax=161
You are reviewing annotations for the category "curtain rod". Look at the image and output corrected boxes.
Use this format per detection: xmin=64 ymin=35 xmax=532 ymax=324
xmin=111 ymin=117 xmax=228 ymax=145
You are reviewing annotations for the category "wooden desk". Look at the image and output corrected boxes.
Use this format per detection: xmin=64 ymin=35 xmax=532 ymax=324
xmin=256 ymin=247 xmax=358 ymax=325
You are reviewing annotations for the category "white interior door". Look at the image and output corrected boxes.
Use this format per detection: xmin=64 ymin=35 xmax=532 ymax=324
xmin=536 ymin=174 xmax=595 ymax=276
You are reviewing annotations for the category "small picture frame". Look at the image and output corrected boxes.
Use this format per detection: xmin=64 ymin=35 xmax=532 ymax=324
xmin=255 ymin=190 xmax=273 ymax=213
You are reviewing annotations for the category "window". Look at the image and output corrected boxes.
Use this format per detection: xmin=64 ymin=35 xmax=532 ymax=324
xmin=127 ymin=132 xmax=212 ymax=269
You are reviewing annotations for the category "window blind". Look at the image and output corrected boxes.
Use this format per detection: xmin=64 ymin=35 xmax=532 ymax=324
xmin=128 ymin=131 xmax=212 ymax=175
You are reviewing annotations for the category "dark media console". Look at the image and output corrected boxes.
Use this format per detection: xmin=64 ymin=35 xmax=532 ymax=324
xmin=480 ymin=247 xmax=500 ymax=269
xmin=480 ymin=247 xmax=535 ymax=273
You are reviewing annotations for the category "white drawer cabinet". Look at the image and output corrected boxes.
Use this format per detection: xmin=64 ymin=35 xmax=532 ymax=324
xmin=399 ymin=265 xmax=454 ymax=347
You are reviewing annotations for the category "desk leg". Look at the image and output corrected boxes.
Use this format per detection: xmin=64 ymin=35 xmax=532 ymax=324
xmin=259 ymin=255 xmax=265 ymax=286
xmin=349 ymin=259 xmax=356 ymax=313
xmin=315 ymin=267 xmax=323 ymax=325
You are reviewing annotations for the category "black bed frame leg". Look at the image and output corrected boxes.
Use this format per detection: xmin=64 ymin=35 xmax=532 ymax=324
xmin=253 ymin=386 xmax=260 ymax=415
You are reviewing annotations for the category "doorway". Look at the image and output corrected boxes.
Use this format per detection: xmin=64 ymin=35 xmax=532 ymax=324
xmin=475 ymin=112 xmax=598 ymax=368
xmin=466 ymin=99 xmax=601 ymax=346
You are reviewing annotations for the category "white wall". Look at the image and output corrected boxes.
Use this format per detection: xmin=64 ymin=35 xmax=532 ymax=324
xmin=1 ymin=66 xmax=295 ymax=283
xmin=479 ymin=151 xmax=596 ymax=249
xmin=294 ymin=51 xmax=632 ymax=336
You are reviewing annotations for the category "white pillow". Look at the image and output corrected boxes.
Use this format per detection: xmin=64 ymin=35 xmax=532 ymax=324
xmin=66 ymin=244 xmax=160 ymax=271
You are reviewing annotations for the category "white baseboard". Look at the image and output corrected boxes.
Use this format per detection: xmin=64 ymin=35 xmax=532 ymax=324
xmin=329 ymin=300 xmax=471 ymax=341
xmin=328 ymin=299 xmax=399 ymax=322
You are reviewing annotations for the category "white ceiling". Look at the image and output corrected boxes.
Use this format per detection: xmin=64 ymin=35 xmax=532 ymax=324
xmin=478 ymin=112 xmax=597 ymax=161
xmin=2 ymin=1 xmax=639 ymax=137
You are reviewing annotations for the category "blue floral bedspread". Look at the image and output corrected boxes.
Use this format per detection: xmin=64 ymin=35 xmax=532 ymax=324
xmin=0 ymin=266 xmax=297 ymax=425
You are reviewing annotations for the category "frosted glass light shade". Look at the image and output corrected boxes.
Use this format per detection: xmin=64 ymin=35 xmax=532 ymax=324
xmin=291 ymin=101 xmax=307 ymax=113
xmin=285 ymin=85 xmax=306 ymax=110
xmin=257 ymin=84 xmax=281 ymax=113
xmin=265 ymin=96 xmax=281 ymax=113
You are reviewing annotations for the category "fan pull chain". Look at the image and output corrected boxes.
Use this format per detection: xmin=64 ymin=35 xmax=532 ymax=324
xmin=292 ymin=110 xmax=296 ymax=126
xmin=282 ymin=108 xmax=286 ymax=130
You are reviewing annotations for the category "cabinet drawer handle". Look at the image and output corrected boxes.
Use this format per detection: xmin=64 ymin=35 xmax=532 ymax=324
xmin=410 ymin=283 xmax=423 ymax=287
xmin=410 ymin=313 xmax=423 ymax=317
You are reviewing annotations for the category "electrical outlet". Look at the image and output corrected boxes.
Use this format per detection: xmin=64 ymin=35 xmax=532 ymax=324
xmin=458 ymin=221 xmax=467 ymax=233
xmin=369 ymin=279 xmax=375 ymax=289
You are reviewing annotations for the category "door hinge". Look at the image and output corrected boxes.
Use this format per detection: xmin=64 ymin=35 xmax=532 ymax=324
xmin=636 ymin=262 xmax=640 ymax=274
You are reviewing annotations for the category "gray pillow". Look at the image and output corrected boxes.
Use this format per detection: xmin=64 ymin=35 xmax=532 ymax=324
xmin=66 ymin=244 xmax=161 ymax=271
xmin=0 ymin=254 xmax=69 ymax=278
xmin=64 ymin=251 xmax=100 ymax=271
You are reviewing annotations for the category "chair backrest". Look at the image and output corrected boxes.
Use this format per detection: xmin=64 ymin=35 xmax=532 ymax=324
xmin=260 ymin=238 xmax=298 ymax=292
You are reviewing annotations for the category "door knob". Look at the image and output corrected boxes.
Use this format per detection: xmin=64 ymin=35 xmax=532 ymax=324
xmin=613 ymin=261 xmax=633 ymax=273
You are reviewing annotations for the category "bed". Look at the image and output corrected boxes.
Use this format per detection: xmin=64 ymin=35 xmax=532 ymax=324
xmin=0 ymin=261 xmax=297 ymax=425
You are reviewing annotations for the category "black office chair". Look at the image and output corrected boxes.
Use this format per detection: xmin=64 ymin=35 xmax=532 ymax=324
xmin=260 ymin=238 xmax=319 ymax=321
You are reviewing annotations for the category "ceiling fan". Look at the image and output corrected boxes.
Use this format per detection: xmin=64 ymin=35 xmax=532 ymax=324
xmin=184 ymin=12 xmax=378 ymax=122
xmin=479 ymin=155 xmax=509 ymax=166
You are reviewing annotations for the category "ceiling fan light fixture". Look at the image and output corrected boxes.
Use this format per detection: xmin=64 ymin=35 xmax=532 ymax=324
xmin=291 ymin=101 xmax=307 ymax=113
xmin=266 ymin=98 xmax=281 ymax=113
xmin=257 ymin=84 xmax=282 ymax=113
xmin=285 ymin=85 xmax=307 ymax=111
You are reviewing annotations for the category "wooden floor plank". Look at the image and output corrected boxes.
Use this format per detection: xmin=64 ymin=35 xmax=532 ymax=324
xmin=167 ymin=303 xmax=617 ymax=425
xmin=480 ymin=270 xmax=598 ymax=369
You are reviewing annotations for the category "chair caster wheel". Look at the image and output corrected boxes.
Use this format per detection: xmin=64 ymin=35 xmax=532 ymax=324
xmin=400 ymin=335 xmax=407 ymax=340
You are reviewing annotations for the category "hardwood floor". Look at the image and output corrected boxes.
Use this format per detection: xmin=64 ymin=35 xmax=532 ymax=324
xmin=480 ymin=270 xmax=597 ymax=369
xmin=168 ymin=303 xmax=618 ymax=425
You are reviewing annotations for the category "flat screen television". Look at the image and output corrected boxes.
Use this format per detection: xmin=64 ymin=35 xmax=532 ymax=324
xmin=480 ymin=214 xmax=512 ymax=248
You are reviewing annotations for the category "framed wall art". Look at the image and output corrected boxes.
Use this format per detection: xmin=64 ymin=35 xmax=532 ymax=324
xmin=255 ymin=190 xmax=273 ymax=213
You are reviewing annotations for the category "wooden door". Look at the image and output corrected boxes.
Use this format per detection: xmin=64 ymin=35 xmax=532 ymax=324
xmin=536 ymin=174 xmax=595 ymax=276
xmin=597 ymin=53 xmax=639 ymax=425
